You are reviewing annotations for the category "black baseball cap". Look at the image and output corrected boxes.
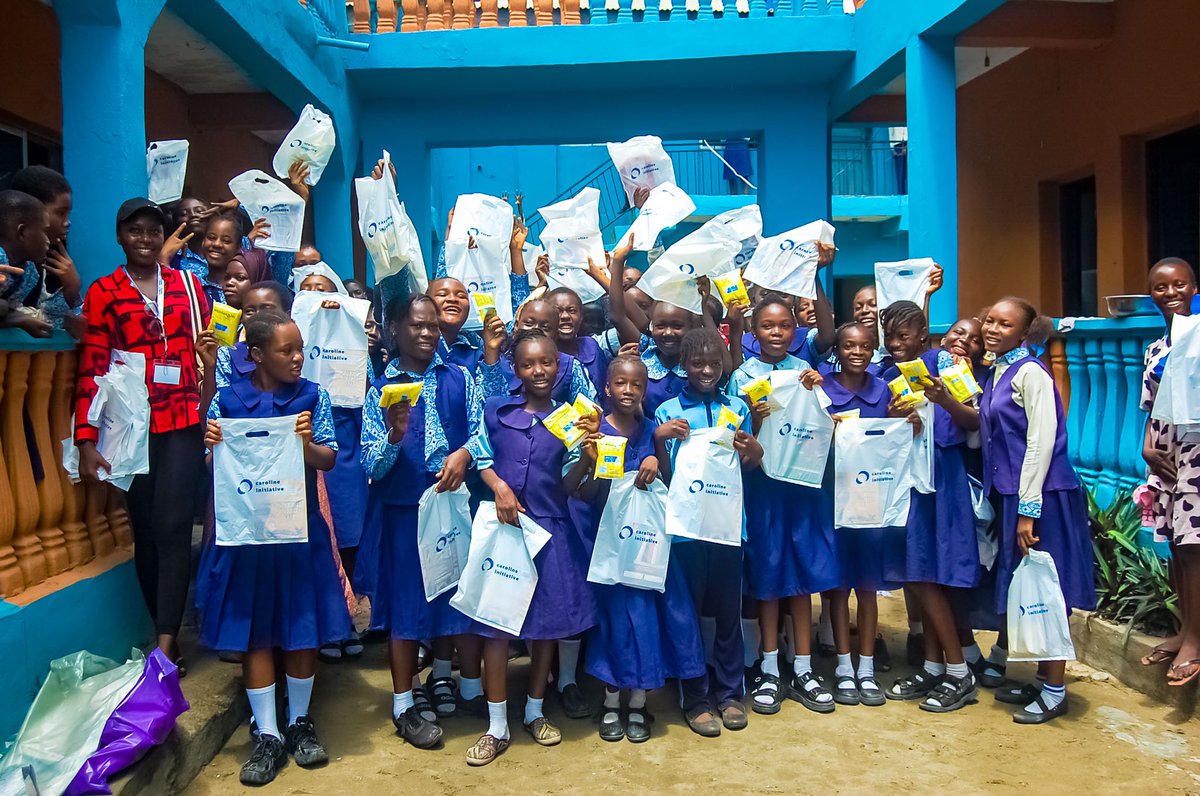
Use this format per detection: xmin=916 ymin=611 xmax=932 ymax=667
xmin=115 ymin=197 xmax=166 ymax=231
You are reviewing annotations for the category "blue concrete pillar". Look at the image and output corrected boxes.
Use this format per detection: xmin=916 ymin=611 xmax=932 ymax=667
xmin=758 ymin=93 xmax=828 ymax=237
xmin=905 ymin=35 xmax=958 ymax=328
xmin=54 ymin=0 xmax=166 ymax=287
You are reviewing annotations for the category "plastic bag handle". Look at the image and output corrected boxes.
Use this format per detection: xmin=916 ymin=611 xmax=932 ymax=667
xmin=864 ymin=428 xmax=885 ymax=436
xmin=245 ymin=430 xmax=271 ymax=438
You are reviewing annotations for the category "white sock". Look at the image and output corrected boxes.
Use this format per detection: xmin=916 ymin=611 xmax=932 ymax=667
xmin=524 ymin=696 xmax=544 ymax=724
xmin=923 ymin=659 xmax=946 ymax=677
xmin=909 ymin=621 xmax=924 ymax=636
xmin=487 ymin=700 xmax=510 ymax=739
xmin=393 ymin=690 xmax=414 ymax=720
xmin=963 ymin=643 xmax=982 ymax=664
xmin=701 ymin=617 xmax=717 ymax=666
xmin=835 ymin=653 xmax=854 ymax=680
xmin=629 ymin=689 xmax=647 ymax=709
xmin=818 ymin=609 xmax=834 ymax=646
xmin=946 ymin=661 xmax=969 ymax=679
xmin=603 ymin=688 xmax=621 ymax=709
xmin=247 ymin=684 xmax=280 ymax=740
xmin=1024 ymin=683 xmax=1065 ymax=714
xmin=286 ymin=675 xmax=314 ymax=725
xmin=742 ymin=619 xmax=762 ymax=668
xmin=557 ymin=639 xmax=581 ymax=690
xmin=431 ymin=658 xmax=453 ymax=681
xmin=793 ymin=654 xmax=812 ymax=678
xmin=460 ymin=676 xmax=483 ymax=701
xmin=857 ymin=655 xmax=875 ymax=682
xmin=761 ymin=649 xmax=780 ymax=678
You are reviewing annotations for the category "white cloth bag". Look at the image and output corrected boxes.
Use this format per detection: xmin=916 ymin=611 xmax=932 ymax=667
xmin=607 ymin=135 xmax=677 ymax=206
xmin=62 ymin=349 xmax=150 ymax=492
xmin=618 ymin=183 xmax=695 ymax=252
xmin=665 ymin=426 xmax=743 ymax=546
xmin=214 ymin=415 xmax=308 ymax=546
xmin=449 ymin=503 xmax=553 ymax=636
xmin=639 ymin=209 xmax=747 ymax=314
xmin=742 ymin=220 xmax=835 ymax=299
xmin=874 ymin=257 xmax=935 ymax=310
xmin=588 ymin=475 xmax=670 ymax=592
xmin=416 ymin=483 xmax=473 ymax=602
xmin=911 ymin=401 xmax=936 ymax=494
xmin=758 ymin=376 xmax=834 ymax=488
xmin=273 ymin=104 xmax=336 ymax=186
xmin=833 ymin=417 xmax=914 ymax=528
xmin=228 ymin=170 xmax=305 ymax=252
xmin=291 ymin=291 xmax=371 ymax=408
xmin=1154 ymin=313 xmax=1200 ymax=428
xmin=354 ymin=150 xmax=427 ymax=293
xmin=1006 ymin=549 xmax=1076 ymax=662
xmin=146 ymin=140 xmax=189 ymax=205
xmin=539 ymin=187 xmax=605 ymax=270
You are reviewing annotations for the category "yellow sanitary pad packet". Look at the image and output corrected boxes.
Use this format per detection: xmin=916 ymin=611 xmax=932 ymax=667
xmin=472 ymin=291 xmax=497 ymax=324
xmin=593 ymin=435 xmax=627 ymax=480
xmin=573 ymin=393 xmax=602 ymax=418
xmin=831 ymin=408 xmax=861 ymax=422
xmin=742 ymin=376 xmax=773 ymax=404
xmin=712 ymin=269 xmax=750 ymax=308
xmin=897 ymin=358 xmax=933 ymax=391
xmin=717 ymin=405 xmax=744 ymax=433
xmin=209 ymin=304 xmax=242 ymax=347
xmin=543 ymin=402 xmax=586 ymax=449
xmin=942 ymin=362 xmax=982 ymax=403
xmin=380 ymin=382 xmax=423 ymax=408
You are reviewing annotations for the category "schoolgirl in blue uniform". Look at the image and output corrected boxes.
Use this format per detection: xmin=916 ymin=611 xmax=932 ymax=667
xmin=548 ymin=286 xmax=610 ymax=400
xmin=482 ymin=297 xmax=597 ymax=402
xmin=466 ymin=329 xmax=600 ymax=766
xmin=211 ymin=281 xmax=292 ymax=393
xmin=821 ymin=322 xmax=913 ymax=708
xmin=654 ymin=328 xmax=763 ymax=737
xmin=569 ymin=356 xmax=706 ymax=743
xmin=728 ymin=295 xmax=840 ymax=716
xmin=979 ymin=297 xmax=1095 ymax=724
xmin=356 ymin=294 xmax=482 ymax=749
xmin=877 ymin=301 xmax=981 ymax=712
xmin=198 ymin=312 xmax=353 ymax=786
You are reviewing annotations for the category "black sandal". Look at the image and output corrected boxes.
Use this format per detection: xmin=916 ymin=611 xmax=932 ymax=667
xmin=413 ymin=686 xmax=438 ymax=723
xmin=885 ymin=670 xmax=940 ymax=702
xmin=625 ymin=707 xmax=653 ymax=743
xmin=920 ymin=674 xmax=979 ymax=713
xmin=749 ymin=672 xmax=784 ymax=715
xmin=833 ymin=675 xmax=860 ymax=706
xmin=969 ymin=657 xmax=1006 ymax=689
xmin=857 ymin=676 xmax=886 ymax=707
xmin=787 ymin=671 xmax=836 ymax=714
xmin=428 ymin=677 xmax=458 ymax=718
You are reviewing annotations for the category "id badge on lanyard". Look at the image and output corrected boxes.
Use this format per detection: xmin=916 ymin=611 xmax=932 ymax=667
xmin=126 ymin=266 xmax=180 ymax=385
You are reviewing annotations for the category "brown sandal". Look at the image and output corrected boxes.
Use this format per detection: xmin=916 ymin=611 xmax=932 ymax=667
xmin=465 ymin=733 xmax=510 ymax=766
xmin=1141 ymin=648 xmax=1176 ymax=666
xmin=1168 ymin=659 xmax=1200 ymax=686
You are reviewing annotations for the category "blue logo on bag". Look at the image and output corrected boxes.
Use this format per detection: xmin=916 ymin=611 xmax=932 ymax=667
xmin=436 ymin=528 xmax=461 ymax=553
xmin=237 ymin=479 xmax=254 ymax=495
xmin=367 ymin=221 xmax=378 ymax=239
xmin=798 ymin=242 xmax=819 ymax=257
xmin=481 ymin=557 xmax=495 ymax=572
xmin=630 ymin=167 xmax=642 ymax=179
xmin=678 ymin=263 xmax=696 ymax=275
xmin=468 ymin=226 xmax=480 ymax=237
xmin=467 ymin=281 xmax=481 ymax=292
xmin=309 ymin=346 xmax=321 ymax=360
xmin=855 ymin=470 xmax=871 ymax=484
xmin=779 ymin=423 xmax=792 ymax=436
xmin=779 ymin=239 xmax=796 ymax=252
xmin=689 ymin=479 xmax=705 ymax=494
xmin=289 ymin=138 xmax=302 ymax=148
xmin=618 ymin=525 xmax=635 ymax=540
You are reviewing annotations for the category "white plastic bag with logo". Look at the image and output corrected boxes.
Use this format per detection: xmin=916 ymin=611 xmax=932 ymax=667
xmin=743 ymin=220 xmax=835 ymax=299
xmin=417 ymin=483 xmax=473 ymax=602
xmin=875 ymin=257 xmax=935 ymax=310
xmin=273 ymin=104 xmax=336 ymax=186
xmin=759 ymin=376 xmax=834 ymax=488
xmin=354 ymin=150 xmax=427 ymax=293
xmin=588 ymin=475 xmax=670 ymax=592
xmin=448 ymin=193 xmax=514 ymax=255
xmin=228 ymin=169 xmax=305 ymax=252
xmin=911 ymin=401 xmax=935 ymax=494
xmin=291 ymin=291 xmax=371 ymax=407
xmin=833 ymin=417 xmax=913 ymax=528
xmin=665 ymin=426 xmax=743 ymax=546
xmin=1006 ymin=549 xmax=1076 ymax=661
xmin=446 ymin=243 xmax=513 ymax=332
xmin=62 ymin=349 xmax=150 ymax=492
xmin=639 ymin=209 xmax=748 ymax=314
xmin=146 ymin=140 xmax=189 ymax=205
xmin=969 ymin=475 xmax=998 ymax=570
xmin=449 ymin=502 xmax=553 ymax=636
xmin=607 ymin=135 xmax=677 ymax=206
xmin=214 ymin=415 xmax=307 ymax=546
xmin=618 ymin=183 xmax=695 ymax=252
xmin=539 ymin=187 xmax=605 ymax=271
xmin=1154 ymin=313 xmax=1200 ymax=428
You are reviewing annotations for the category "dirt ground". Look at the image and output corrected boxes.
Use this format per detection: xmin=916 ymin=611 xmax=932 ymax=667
xmin=187 ymin=595 xmax=1200 ymax=795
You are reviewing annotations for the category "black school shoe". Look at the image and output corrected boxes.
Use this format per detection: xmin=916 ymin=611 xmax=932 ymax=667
xmin=240 ymin=733 xmax=287 ymax=786
xmin=559 ymin=683 xmax=592 ymax=719
xmin=393 ymin=707 xmax=444 ymax=748
xmin=598 ymin=708 xmax=625 ymax=742
xmin=1013 ymin=692 xmax=1068 ymax=724
xmin=906 ymin=633 xmax=925 ymax=667
xmin=874 ymin=636 xmax=892 ymax=672
xmin=284 ymin=715 xmax=329 ymax=767
xmin=625 ymin=707 xmax=652 ymax=743
xmin=919 ymin=674 xmax=979 ymax=713
xmin=969 ymin=657 xmax=1007 ymax=689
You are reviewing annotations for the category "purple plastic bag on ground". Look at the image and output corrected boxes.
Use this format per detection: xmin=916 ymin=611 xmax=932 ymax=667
xmin=64 ymin=649 xmax=189 ymax=795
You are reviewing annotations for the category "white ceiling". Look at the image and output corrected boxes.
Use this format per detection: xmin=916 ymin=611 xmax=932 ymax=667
xmin=144 ymin=9 xmax=260 ymax=94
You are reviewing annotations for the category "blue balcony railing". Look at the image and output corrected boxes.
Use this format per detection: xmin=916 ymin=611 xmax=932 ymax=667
xmin=831 ymin=137 xmax=906 ymax=196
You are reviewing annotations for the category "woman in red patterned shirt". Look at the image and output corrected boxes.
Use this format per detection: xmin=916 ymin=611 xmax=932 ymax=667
xmin=74 ymin=198 xmax=217 ymax=671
